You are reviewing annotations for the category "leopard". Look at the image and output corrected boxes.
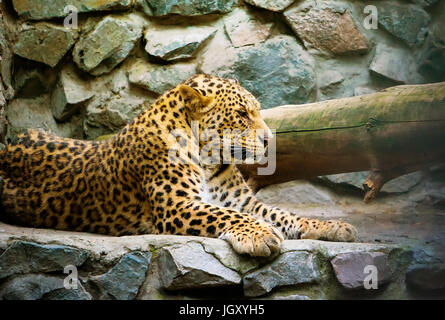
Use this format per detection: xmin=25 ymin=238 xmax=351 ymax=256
xmin=0 ymin=74 xmax=357 ymax=257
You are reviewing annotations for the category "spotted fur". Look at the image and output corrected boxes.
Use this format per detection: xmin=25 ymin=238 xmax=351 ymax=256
xmin=0 ymin=74 xmax=357 ymax=257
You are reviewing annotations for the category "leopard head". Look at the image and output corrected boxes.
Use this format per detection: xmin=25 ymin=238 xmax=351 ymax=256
xmin=178 ymin=74 xmax=273 ymax=165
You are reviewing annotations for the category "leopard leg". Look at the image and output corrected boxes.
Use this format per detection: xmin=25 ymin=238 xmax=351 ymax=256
xmin=207 ymin=165 xmax=357 ymax=242
xmin=145 ymin=168 xmax=283 ymax=257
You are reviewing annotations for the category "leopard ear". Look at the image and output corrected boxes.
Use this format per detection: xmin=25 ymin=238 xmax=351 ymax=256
xmin=178 ymin=85 xmax=213 ymax=116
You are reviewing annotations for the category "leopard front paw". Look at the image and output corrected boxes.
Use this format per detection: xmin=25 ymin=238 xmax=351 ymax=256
xmin=301 ymin=220 xmax=358 ymax=242
xmin=220 ymin=220 xmax=284 ymax=257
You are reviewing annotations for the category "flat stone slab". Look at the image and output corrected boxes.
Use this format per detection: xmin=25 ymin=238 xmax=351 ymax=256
xmin=0 ymin=222 xmax=414 ymax=299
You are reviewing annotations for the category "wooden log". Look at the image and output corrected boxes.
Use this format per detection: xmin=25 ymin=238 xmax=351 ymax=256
xmin=239 ymin=82 xmax=445 ymax=202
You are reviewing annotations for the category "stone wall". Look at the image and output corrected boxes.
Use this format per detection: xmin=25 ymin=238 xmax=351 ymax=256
xmin=0 ymin=0 xmax=444 ymax=142
xmin=1 ymin=0 xmax=445 ymax=300
xmin=1 ymin=222 xmax=444 ymax=300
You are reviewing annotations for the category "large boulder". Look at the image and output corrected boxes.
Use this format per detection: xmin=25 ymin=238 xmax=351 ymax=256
xmin=14 ymin=23 xmax=77 ymax=67
xmin=199 ymin=35 xmax=316 ymax=109
xmin=283 ymin=1 xmax=369 ymax=56
xmin=12 ymin=0 xmax=132 ymax=20
xmin=73 ymin=15 xmax=144 ymax=76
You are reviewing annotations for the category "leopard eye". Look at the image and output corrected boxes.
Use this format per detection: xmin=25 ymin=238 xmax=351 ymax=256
xmin=237 ymin=110 xmax=249 ymax=119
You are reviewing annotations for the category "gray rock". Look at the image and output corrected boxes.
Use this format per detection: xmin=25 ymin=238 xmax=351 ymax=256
xmin=377 ymin=2 xmax=431 ymax=47
xmin=224 ymin=8 xmax=273 ymax=48
xmin=139 ymin=0 xmax=237 ymax=16
xmin=0 ymin=241 xmax=88 ymax=279
xmin=14 ymin=23 xmax=76 ymax=67
xmin=370 ymin=43 xmax=424 ymax=84
xmin=42 ymin=285 xmax=92 ymax=300
xmin=417 ymin=1 xmax=445 ymax=81
xmin=156 ymin=242 xmax=241 ymax=290
xmin=243 ymin=251 xmax=320 ymax=297
xmin=5 ymin=94 xmax=85 ymax=141
xmin=244 ymin=0 xmax=295 ymax=12
xmin=411 ymin=0 xmax=439 ymax=6
xmin=12 ymin=0 xmax=132 ymax=20
xmin=0 ymin=274 xmax=91 ymax=300
xmin=199 ymin=35 xmax=316 ymax=109
xmin=144 ymin=26 xmax=216 ymax=61
xmin=323 ymin=171 xmax=423 ymax=194
xmin=257 ymin=180 xmax=336 ymax=205
xmin=84 ymin=93 xmax=146 ymax=139
xmin=128 ymin=59 xmax=196 ymax=95
xmin=319 ymin=70 xmax=344 ymax=94
xmin=13 ymin=65 xmax=49 ymax=98
xmin=73 ymin=15 xmax=144 ymax=76
xmin=89 ymin=251 xmax=151 ymax=300
xmin=406 ymin=263 xmax=445 ymax=291
xmin=284 ymin=2 xmax=369 ymax=56
xmin=51 ymin=63 xmax=94 ymax=121
xmin=111 ymin=69 xmax=130 ymax=94
xmin=331 ymin=252 xmax=391 ymax=289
